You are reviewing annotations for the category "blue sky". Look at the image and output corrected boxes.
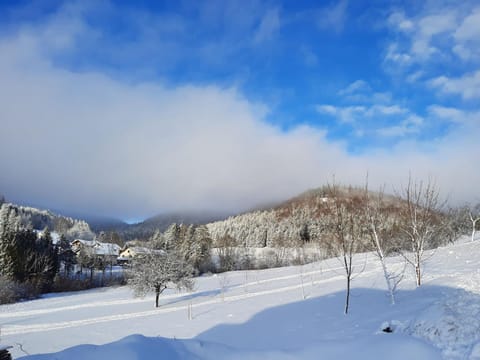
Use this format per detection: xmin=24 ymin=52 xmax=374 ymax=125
xmin=0 ymin=0 xmax=479 ymax=219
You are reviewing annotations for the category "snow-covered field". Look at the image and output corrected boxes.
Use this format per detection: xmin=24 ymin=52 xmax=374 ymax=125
xmin=1 ymin=237 xmax=480 ymax=359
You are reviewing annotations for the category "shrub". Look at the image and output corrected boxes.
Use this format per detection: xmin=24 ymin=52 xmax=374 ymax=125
xmin=0 ymin=276 xmax=20 ymax=304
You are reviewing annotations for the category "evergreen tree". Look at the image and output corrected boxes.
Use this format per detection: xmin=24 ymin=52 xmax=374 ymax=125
xmin=107 ymin=231 xmax=124 ymax=247
xmin=12 ymin=228 xmax=38 ymax=282
xmin=77 ymin=247 xmax=96 ymax=281
xmin=151 ymin=229 xmax=170 ymax=250
xmin=163 ymin=223 xmax=181 ymax=250
xmin=57 ymin=234 xmax=76 ymax=275
xmin=37 ymin=227 xmax=58 ymax=288
xmin=300 ymin=223 xmax=311 ymax=244
xmin=0 ymin=204 xmax=20 ymax=279
xmin=192 ymin=225 xmax=212 ymax=273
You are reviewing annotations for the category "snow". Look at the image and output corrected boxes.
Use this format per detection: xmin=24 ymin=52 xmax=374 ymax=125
xmin=1 ymin=238 xmax=479 ymax=359
xmin=22 ymin=333 xmax=439 ymax=360
xmin=33 ymin=230 xmax=61 ymax=244
xmin=71 ymin=239 xmax=121 ymax=256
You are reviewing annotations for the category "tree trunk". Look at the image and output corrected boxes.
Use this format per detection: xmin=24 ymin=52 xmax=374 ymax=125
xmin=155 ymin=286 xmax=160 ymax=308
xmin=372 ymin=228 xmax=395 ymax=305
xmin=344 ymin=275 xmax=351 ymax=314
xmin=380 ymin=257 xmax=395 ymax=305
xmin=415 ymin=264 xmax=421 ymax=287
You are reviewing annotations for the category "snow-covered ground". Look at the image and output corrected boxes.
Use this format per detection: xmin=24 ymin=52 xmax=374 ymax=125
xmin=1 ymin=236 xmax=479 ymax=359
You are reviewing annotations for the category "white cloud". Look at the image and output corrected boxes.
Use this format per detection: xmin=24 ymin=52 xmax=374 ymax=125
xmin=366 ymin=105 xmax=407 ymax=116
xmin=388 ymin=11 xmax=414 ymax=33
xmin=385 ymin=43 xmax=412 ymax=66
xmin=300 ymin=45 xmax=318 ymax=67
xmin=316 ymin=105 xmax=366 ymax=123
xmin=430 ymin=71 xmax=480 ymax=100
xmin=429 ymin=105 xmax=480 ymax=125
xmin=337 ymin=80 xmax=392 ymax=104
xmin=376 ymin=114 xmax=423 ymax=137
xmin=316 ymin=0 xmax=349 ymax=34
xmin=317 ymin=104 xmax=409 ymax=125
xmin=0 ymin=2 xmax=479 ymax=219
xmin=385 ymin=4 xmax=480 ymax=65
xmin=406 ymin=70 xmax=424 ymax=83
xmin=453 ymin=7 xmax=480 ymax=60
xmin=406 ymin=12 xmax=458 ymax=60
xmin=338 ymin=80 xmax=371 ymax=96
xmin=316 ymin=104 xmax=338 ymax=115
xmin=253 ymin=8 xmax=281 ymax=44
xmin=454 ymin=7 xmax=480 ymax=41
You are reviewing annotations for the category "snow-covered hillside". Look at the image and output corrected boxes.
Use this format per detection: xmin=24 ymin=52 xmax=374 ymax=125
xmin=1 ymin=237 xmax=479 ymax=359
xmin=0 ymin=202 xmax=95 ymax=240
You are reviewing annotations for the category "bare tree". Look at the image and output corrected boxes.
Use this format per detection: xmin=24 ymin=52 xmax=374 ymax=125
xmin=326 ymin=183 xmax=364 ymax=314
xmin=397 ymin=177 xmax=445 ymax=287
xmin=218 ymin=272 xmax=230 ymax=302
xmin=443 ymin=206 xmax=470 ymax=244
xmin=363 ymin=183 xmax=404 ymax=305
xmin=128 ymin=251 xmax=194 ymax=308
xmin=217 ymin=234 xmax=237 ymax=272
xmin=467 ymin=203 xmax=480 ymax=242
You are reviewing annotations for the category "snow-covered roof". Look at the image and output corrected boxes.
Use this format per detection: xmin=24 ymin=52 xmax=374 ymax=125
xmin=94 ymin=242 xmax=121 ymax=256
xmin=72 ymin=239 xmax=95 ymax=246
xmin=120 ymin=247 xmax=150 ymax=255
xmin=72 ymin=239 xmax=121 ymax=256
xmin=119 ymin=247 xmax=164 ymax=257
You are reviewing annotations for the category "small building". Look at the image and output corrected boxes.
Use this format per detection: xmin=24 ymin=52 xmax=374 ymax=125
xmin=117 ymin=246 xmax=164 ymax=265
xmin=119 ymin=246 xmax=151 ymax=259
xmin=71 ymin=239 xmax=95 ymax=253
xmin=71 ymin=239 xmax=121 ymax=265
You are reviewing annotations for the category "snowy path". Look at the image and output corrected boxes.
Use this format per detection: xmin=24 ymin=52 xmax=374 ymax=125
xmin=2 ymin=262 xmax=382 ymax=336
xmin=0 ymin=259 xmax=356 ymax=319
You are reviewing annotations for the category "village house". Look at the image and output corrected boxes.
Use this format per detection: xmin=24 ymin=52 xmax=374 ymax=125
xmin=117 ymin=245 xmax=164 ymax=265
xmin=71 ymin=239 xmax=121 ymax=265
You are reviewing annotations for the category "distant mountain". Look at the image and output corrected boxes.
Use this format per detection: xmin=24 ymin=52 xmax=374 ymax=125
xmin=88 ymin=186 xmax=409 ymax=243
xmin=78 ymin=216 xmax=130 ymax=233
xmin=0 ymin=186 xmax=426 ymax=245
xmin=95 ymin=211 xmax=233 ymax=240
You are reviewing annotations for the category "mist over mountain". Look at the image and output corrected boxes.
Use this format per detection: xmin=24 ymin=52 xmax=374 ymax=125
xmin=99 ymin=210 xmax=233 ymax=240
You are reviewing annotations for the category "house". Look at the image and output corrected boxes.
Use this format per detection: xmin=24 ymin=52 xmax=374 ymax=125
xmin=117 ymin=245 xmax=164 ymax=265
xmin=71 ymin=239 xmax=121 ymax=265
xmin=119 ymin=246 xmax=151 ymax=259
xmin=71 ymin=239 xmax=95 ymax=253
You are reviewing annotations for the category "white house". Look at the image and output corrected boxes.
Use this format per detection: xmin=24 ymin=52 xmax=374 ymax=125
xmin=117 ymin=246 xmax=164 ymax=265
xmin=71 ymin=239 xmax=121 ymax=264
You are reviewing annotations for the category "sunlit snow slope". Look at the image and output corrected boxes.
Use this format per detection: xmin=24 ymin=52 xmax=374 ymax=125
xmin=1 ymin=236 xmax=479 ymax=359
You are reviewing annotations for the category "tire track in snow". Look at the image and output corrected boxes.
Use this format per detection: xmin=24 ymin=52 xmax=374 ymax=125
xmin=1 ymin=266 xmax=379 ymax=336
xmin=0 ymin=263 xmax=354 ymax=319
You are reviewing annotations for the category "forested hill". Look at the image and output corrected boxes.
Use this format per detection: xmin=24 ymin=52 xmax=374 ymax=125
xmin=0 ymin=202 xmax=95 ymax=241
xmin=206 ymin=185 xmax=452 ymax=248
xmin=91 ymin=186 xmax=434 ymax=244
